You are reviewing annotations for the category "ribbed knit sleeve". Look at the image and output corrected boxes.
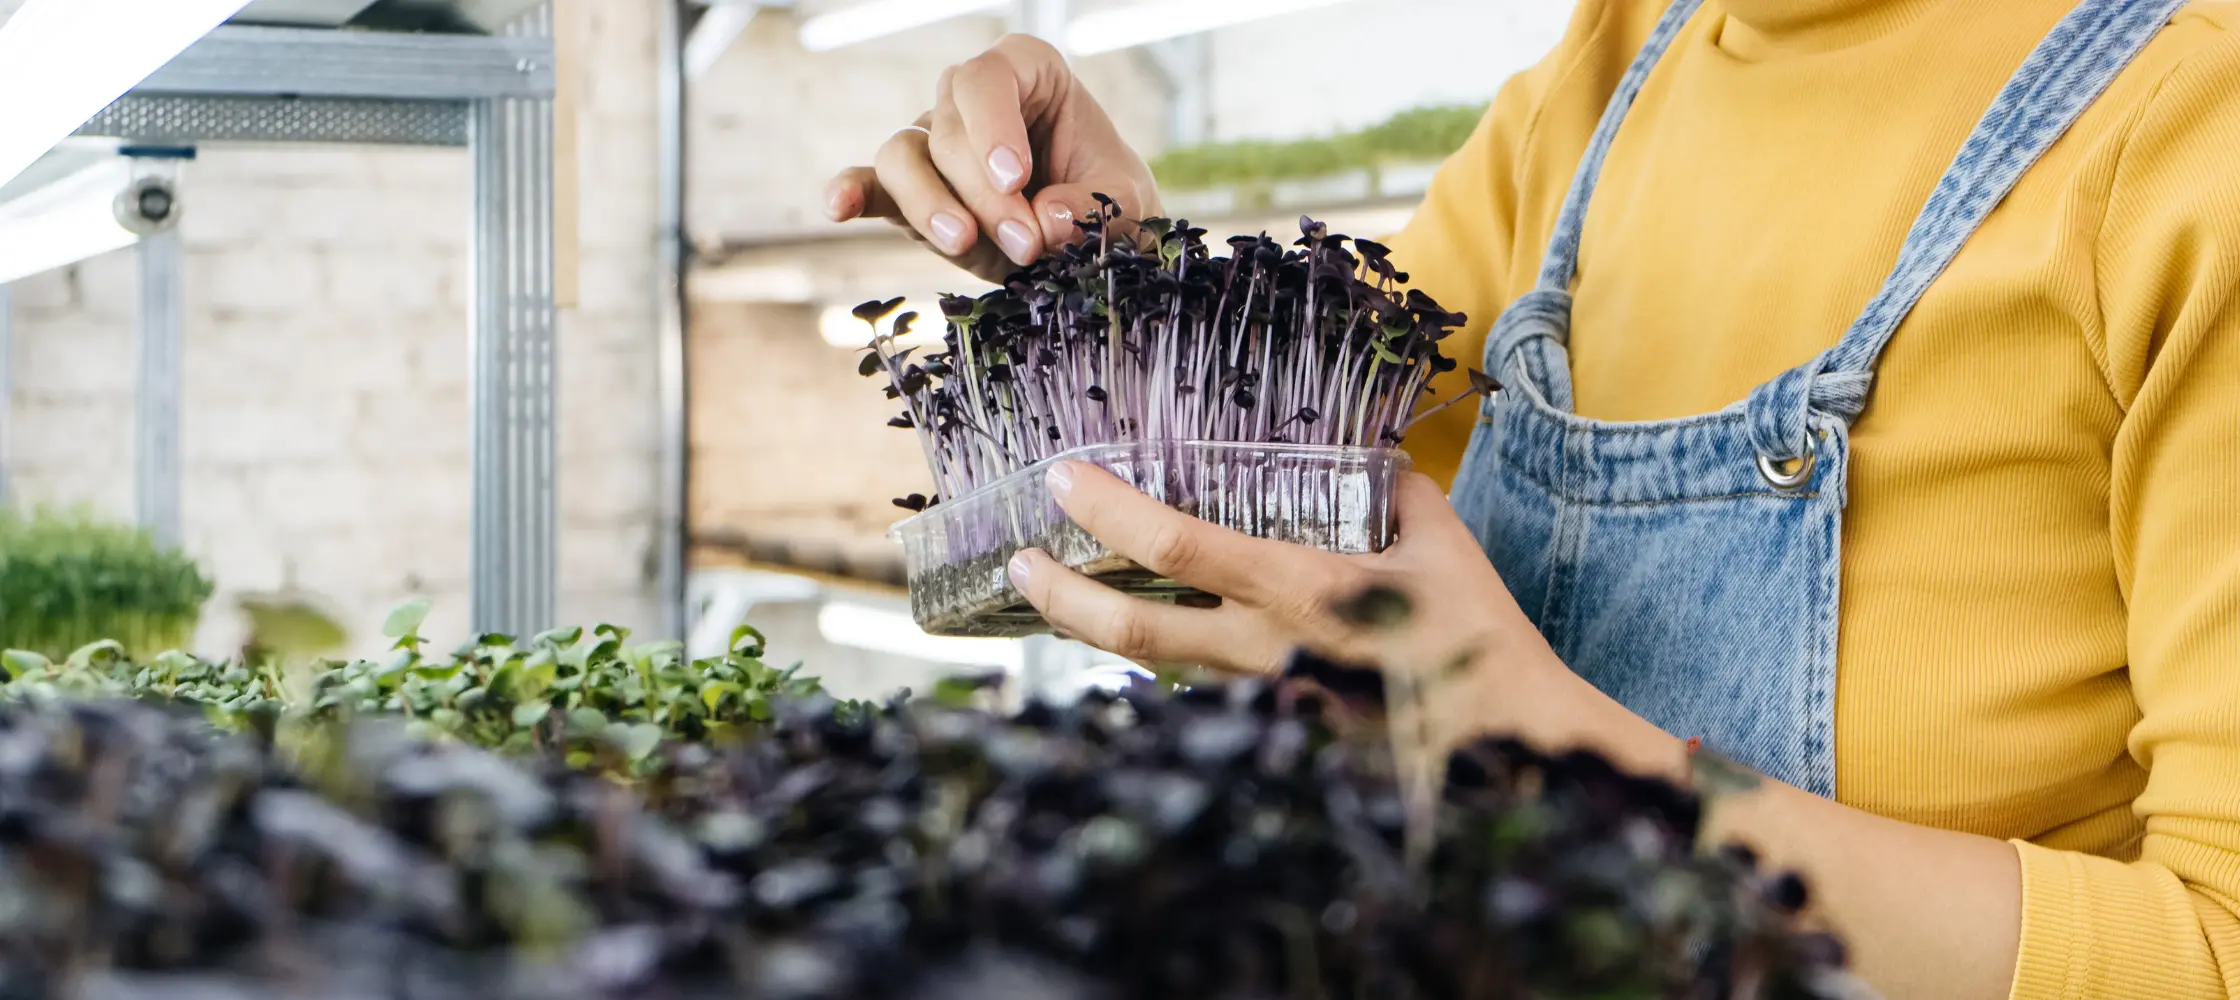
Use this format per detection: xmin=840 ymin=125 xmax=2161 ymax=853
xmin=2009 ymin=13 xmax=2240 ymax=1000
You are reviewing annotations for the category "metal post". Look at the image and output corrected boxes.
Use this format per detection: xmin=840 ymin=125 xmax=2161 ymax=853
xmin=0 ymin=283 xmax=10 ymax=507
xmin=468 ymin=3 xmax=559 ymax=637
xmin=136 ymin=231 xmax=183 ymax=549
xmin=656 ymin=0 xmax=691 ymax=640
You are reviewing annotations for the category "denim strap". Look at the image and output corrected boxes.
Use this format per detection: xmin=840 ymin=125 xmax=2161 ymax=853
xmin=1486 ymin=0 xmax=1700 ymax=393
xmin=1533 ymin=0 xmax=1704 ymax=297
xmin=1747 ymin=0 xmax=2187 ymax=462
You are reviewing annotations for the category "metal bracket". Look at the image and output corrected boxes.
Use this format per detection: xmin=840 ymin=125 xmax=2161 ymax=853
xmin=467 ymin=4 xmax=559 ymax=636
xmin=78 ymin=95 xmax=469 ymax=147
xmin=137 ymin=24 xmax=555 ymax=101
xmin=65 ymin=11 xmax=566 ymax=629
xmin=658 ymin=0 xmax=692 ymax=639
xmin=0 ymin=283 xmax=10 ymax=507
xmin=137 ymin=230 xmax=184 ymax=550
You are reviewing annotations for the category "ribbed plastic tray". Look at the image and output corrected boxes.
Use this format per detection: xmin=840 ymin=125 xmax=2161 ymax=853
xmin=890 ymin=441 xmax=1409 ymax=638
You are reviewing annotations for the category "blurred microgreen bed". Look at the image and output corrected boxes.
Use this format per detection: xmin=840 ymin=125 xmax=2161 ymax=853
xmin=0 ymin=508 xmax=214 ymax=659
xmin=0 ymin=584 xmax=1863 ymax=1000
xmin=0 ymin=597 xmax=843 ymax=774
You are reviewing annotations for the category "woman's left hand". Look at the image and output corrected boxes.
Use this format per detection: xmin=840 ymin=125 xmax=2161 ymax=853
xmin=1006 ymin=461 xmax=1681 ymax=773
xmin=1004 ymin=461 xmax=1512 ymax=675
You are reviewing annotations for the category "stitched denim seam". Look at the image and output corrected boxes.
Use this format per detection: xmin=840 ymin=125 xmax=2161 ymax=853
xmin=1492 ymin=378 xmax=1756 ymax=435
xmin=1487 ymin=447 xmax=1815 ymax=506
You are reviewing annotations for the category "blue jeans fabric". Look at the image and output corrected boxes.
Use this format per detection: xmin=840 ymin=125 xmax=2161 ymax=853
xmin=1447 ymin=0 xmax=2183 ymax=798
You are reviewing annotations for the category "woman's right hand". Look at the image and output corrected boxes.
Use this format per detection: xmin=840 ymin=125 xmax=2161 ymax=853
xmin=823 ymin=34 xmax=1162 ymax=284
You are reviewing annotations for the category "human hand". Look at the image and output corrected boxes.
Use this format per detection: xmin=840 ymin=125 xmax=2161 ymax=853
xmin=1006 ymin=460 xmax=1689 ymax=775
xmin=1004 ymin=461 xmax=1541 ymax=684
xmin=823 ymin=34 xmax=1162 ymax=284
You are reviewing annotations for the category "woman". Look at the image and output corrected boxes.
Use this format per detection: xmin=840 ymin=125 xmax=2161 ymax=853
xmin=823 ymin=1 xmax=2240 ymax=996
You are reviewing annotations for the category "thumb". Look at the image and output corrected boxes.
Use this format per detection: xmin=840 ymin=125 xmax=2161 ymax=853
xmin=1390 ymin=472 xmax=1477 ymax=551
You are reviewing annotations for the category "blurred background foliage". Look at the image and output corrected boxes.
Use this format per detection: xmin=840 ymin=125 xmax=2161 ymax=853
xmin=0 ymin=509 xmax=214 ymax=659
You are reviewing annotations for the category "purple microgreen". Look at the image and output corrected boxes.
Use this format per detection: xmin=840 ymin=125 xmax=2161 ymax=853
xmin=857 ymin=199 xmax=1471 ymax=510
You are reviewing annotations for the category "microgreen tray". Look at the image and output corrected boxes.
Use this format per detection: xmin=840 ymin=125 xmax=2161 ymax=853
xmin=890 ymin=441 xmax=1409 ymax=638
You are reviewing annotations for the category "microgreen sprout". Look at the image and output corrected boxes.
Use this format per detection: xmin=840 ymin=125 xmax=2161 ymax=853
xmin=858 ymin=202 xmax=1496 ymax=512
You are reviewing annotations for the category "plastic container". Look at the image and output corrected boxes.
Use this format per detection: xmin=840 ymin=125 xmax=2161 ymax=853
xmin=890 ymin=441 xmax=1411 ymax=638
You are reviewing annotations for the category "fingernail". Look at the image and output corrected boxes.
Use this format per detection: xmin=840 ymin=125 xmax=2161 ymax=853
xmin=997 ymin=220 xmax=1036 ymax=264
xmin=988 ymin=146 xmax=1026 ymax=191
xmin=1007 ymin=550 xmax=1035 ymax=587
xmin=823 ymin=182 xmax=852 ymax=221
xmin=1047 ymin=202 xmax=1074 ymax=233
xmin=1045 ymin=462 xmax=1075 ymax=499
xmin=929 ymin=212 xmax=969 ymax=253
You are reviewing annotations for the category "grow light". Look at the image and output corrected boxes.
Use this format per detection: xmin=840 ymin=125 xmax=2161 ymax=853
xmin=0 ymin=157 xmax=141 ymax=285
xmin=1064 ymin=0 xmax=1358 ymax=56
xmin=798 ymin=0 xmax=1008 ymax=53
xmin=0 ymin=0 xmax=250 ymax=190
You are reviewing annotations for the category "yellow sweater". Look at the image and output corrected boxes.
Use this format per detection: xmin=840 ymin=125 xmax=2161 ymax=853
xmin=1393 ymin=0 xmax=2240 ymax=996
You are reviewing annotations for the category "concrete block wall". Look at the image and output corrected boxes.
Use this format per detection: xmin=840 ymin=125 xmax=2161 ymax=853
xmin=2 ymin=0 xmax=664 ymax=657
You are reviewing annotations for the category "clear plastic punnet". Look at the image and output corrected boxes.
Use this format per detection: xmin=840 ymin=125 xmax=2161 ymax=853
xmin=890 ymin=441 xmax=1410 ymax=637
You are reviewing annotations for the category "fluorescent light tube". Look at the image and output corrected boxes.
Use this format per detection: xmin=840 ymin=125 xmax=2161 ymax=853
xmin=798 ymin=0 xmax=1007 ymax=53
xmin=0 ymin=0 xmax=251 ymax=190
xmin=0 ymin=157 xmax=140 ymax=285
xmin=685 ymin=1 xmax=759 ymax=78
xmin=1064 ymin=0 xmax=1357 ymax=56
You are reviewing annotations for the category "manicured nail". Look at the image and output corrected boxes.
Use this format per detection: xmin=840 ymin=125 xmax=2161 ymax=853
xmin=1046 ymin=462 xmax=1075 ymax=499
xmin=997 ymin=220 xmax=1036 ymax=264
xmin=823 ymin=181 xmax=853 ymax=221
xmin=988 ymin=146 xmax=1026 ymax=191
xmin=1046 ymin=202 xmax=1074 ymax=234
xmin=929 ymin=212 xmax=969 ymax=253
xmin=1007 ymin=550 xmax=1035 ymax=587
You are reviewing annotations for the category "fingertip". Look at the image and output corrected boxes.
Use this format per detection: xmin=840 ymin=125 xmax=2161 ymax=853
xmin=1036 ymin=196 xmax=1079 ymax=245
xmin=1007 ymin=547 xmax=1040 ymax=591
xmin=987 ymin=145 xmax=1028 ymax=193
xmin=1045 ymin=461 xmax=1078 ymax=501
xmin=997 ymin=219 xmax=1039 ymax=266
xmin=823 ymin=179 xmax=860 ymax=222
xmin=929 ymin=212 xmax=973 ymax=255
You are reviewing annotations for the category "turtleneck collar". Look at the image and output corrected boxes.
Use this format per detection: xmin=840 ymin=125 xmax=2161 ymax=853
xmin=1713 ymin=0 xmax=1950 ymax=56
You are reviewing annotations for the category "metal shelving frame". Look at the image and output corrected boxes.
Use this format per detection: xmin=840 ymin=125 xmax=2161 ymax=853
xmin=62 ymin=13 xmax=561 ymax=636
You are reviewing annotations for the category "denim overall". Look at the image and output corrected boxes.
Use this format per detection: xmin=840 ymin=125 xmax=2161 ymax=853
xmin=1448 ymin=0 xmax=2184 ymax=797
